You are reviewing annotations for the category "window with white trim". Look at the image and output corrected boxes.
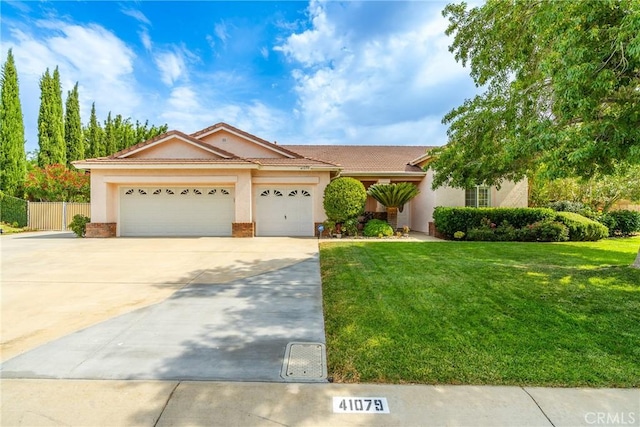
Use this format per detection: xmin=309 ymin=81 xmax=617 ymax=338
xmin=465 ymin=186 xmax=491 ymax=208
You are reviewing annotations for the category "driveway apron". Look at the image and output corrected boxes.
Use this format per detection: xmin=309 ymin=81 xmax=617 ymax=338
xmin=0 ymin=235 xmax=326 ymax=382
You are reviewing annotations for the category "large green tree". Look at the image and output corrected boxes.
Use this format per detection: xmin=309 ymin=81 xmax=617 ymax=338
xmin=531 ymin=164 xmax=640 ymax=212
xmin=0 ymin=49 xmax=26 ymax=197
xmin=431 ymin=0 xmax=640 ymax=267
xmin=430 ymin=0 xmax=639 ymax=188
xmin=37 ymin=67 xmax=66 ymax=166
xmin=64 ymin=82 xmax=83 ymax=166
xmin=85 ymin=103 xmax=104 ymax=158
xmin=103 ymin=112 xmax=116 ymax=155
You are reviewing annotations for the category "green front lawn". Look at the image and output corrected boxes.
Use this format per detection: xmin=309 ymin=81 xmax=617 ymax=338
xmin=320 ymin=237 xmax=640 ymax=387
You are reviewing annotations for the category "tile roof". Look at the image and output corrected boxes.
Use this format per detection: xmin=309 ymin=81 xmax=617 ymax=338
xmin=282 ymin=145 xmax=434 ymax=174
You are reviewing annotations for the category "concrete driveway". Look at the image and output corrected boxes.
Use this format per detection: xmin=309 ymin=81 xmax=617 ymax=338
xmin=0 ymin=232 xmax=325 ymax=381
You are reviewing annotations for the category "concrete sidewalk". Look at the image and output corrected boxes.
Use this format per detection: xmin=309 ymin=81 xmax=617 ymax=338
xmin=2 ymin=379 xmax=638 ymax=426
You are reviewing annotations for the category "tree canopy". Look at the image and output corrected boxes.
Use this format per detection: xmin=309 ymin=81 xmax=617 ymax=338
xmin=429 ymin=0 xmax=640 ymax=189
xmin=64 ymin=82 xmax=84 ymax=166
xmin=323 ymin=177 xmax=367 ymax=223
xmin=37 ymin=67 xmax=66 ymax=166
xmin=0 ymin=49 xmax=26 ymax=197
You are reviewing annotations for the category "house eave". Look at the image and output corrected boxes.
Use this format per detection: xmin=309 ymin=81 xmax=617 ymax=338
xmin=340 ymin=171 xmax=427 ymax=177
xmin=72 ymin=162 xmax=258 ymax=170
xmin=257 ymin=165 xmax=341 ymax=172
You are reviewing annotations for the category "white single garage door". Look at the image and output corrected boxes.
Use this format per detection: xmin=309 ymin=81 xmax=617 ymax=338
xmin=119 ymin=186 xmax=234 ymax=237
xmin=255 ymin=187 xmax=313 ymax=236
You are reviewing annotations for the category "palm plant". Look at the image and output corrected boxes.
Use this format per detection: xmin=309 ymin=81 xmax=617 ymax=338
xmin=367 ymin=182 xmax=420 ymax=230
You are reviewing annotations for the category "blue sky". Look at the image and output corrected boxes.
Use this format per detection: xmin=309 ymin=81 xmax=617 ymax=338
xmin=1 ymin=1 xmax=478 ymax=153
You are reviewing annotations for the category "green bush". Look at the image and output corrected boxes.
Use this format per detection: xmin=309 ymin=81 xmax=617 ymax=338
xmin=598 ymin=213 xmax=617 ymax=233
xmin=0 ymin=192 xmax=28 ymax=227
xmin=69 ymin=214 xmax=90 ymax=237
xmin=433 ymin=207 xmax=556 ymax=238
xmin=323 ymin=177 xmax=367 ymax=223
xmin=342 ymin=217 xmax=359 ymax=236
xmin=547 ymin=201 xmax=597 ymax=219
xmin=555 ymin=212 xmax=609 ymax=241
xmin=517 ymin=220 xmax=569 ymax=242
xmin=467 ymin=227 xmax=500 ymax=241
xmin=363 ymin=219 xmax=393 ymax=237
xmin=603 ymin=210 xmax=640 ymax=236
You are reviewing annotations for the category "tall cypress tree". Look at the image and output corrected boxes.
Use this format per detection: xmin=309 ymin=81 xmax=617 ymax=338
xmin=50 ymin=67 xmax=65 ymax=164
xmin=64 ymin=82 xmax=83 ymax=165
xmin=37 ymin=67 xmax=65 ymax=166
xmin=0 ymin=49 xmax=27 ymax=197
xmin=85 ymin=103 xmax=104 ymax=158
xmin=37 ymin=68 xmax=53 ymax=166
xmin=103 ymin=112 xmax=116 ymax=155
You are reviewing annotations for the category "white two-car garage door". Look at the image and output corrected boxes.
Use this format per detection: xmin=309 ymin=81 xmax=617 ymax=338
xmin=119 ymin=186 xmax=234 ymax=237
xmin=254 ymin=187 xmax=313 ymax=236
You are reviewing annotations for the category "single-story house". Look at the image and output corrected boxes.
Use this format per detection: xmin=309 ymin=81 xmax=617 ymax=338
xmin=73 ymin=122 xmax=527 ymax=238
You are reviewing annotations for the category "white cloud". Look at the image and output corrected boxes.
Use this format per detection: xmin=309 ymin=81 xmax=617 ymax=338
xmin=154 ymin=50 xmax=186 ymax=86
xmin=3 ymin=20 xmax=141 ymax=150
xmin=260 ymin=46 xmax=269 ymax=59
xmin=214 ymin=21 xmax=229 ymax=44
xmin=120 ymin=7 xmax=151 ymax=26
xmin=139 ymin=28 xmax=152 ymax=51
xmin=276 ymin=0 xmax=475 ymax=146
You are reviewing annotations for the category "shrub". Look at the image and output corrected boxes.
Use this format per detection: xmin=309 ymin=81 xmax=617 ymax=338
xmin=0 ymin=192 xmax=28 ymax=227
xmin=363 ymin=219 xmax=393 ymax=237
xmin=69 ymin=214 xmax=90 ymax=237
xmin=517 ymin=220 xmax=569 ymax=242
xmin=547 ymin=201 xmax=597 ymax=219
xmin=604 ymin=210 xmax=640 ymax=236
xmin=467 ymin=227 xmax=499 ymax=241
xmin=453 ymin=231 xmax=465 ymax=240
xmin=433 ymin=207 xmax=556 ymax=238
xmin=598 ymin=213 xmax=617 ymax=233
xmin=555 ymin=212 xmax=609 ymax=241
xmin=343 ymin=217 xmax=359 ymax=236
xmin=323 ymin=177 xmax=367 ymax=223
xmin=533 ymin=220 xmax=570 ymax=242
xmin=323 ymin=219 xmax=336 ymax=235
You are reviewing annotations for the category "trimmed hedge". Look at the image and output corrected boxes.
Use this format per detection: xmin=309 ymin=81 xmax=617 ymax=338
xmin=555 ymin=212 xmax=609 ymax=241
xmin=0 ymin=192 xmax=28 ymax=227
xmin=323 ymin=177 xmax=367 ymax=223
xmin=602 ymin=210 xmax=640 ymax=237
xmin=433 ymin=207 xmax=556 ymax=238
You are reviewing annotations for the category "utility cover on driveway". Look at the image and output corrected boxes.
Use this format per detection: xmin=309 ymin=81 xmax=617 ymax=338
xmin=0 ymin=257 xmax=327 ymax=382
xmin=281 ymin=342 xmax=327 ymax=381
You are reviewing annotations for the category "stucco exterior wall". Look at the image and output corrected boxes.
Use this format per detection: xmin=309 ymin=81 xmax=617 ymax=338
xmin=89 ymin=167 xmax=332 ymax=236
xmin=411 ymin=173 xmax=436 ymax=232
xmin=493 ymin=179 xmax=529 ymax=207
xmin=198 ymin=130 xmax=286 ymax=158
xmin=129 ymin=138 xmax=222 ymax=159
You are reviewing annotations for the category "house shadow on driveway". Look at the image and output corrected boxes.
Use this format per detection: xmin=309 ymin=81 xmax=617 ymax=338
xmin=0 ymin=256 xmax=327 ymax=383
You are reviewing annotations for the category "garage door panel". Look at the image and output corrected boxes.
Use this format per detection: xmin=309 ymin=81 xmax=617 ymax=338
xmin=255 ymin=187 xmax=313 ymax=237
xmin=120 ymin=187 xmax=234 ymax=237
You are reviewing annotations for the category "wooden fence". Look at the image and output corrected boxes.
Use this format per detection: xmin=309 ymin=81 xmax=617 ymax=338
xmin=28 ymin=202 xmax=91 ymax=231
xmin=611 ymin=200 xmax=640 ymax=212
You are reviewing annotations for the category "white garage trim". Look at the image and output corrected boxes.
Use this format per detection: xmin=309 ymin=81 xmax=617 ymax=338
xmin=119 ymin=186 xmax=234 ymax=237
xmin=254 ymin=186 xmax=314 ymax=237
xmin=104 ymin=175 xmax=238 ymax=184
